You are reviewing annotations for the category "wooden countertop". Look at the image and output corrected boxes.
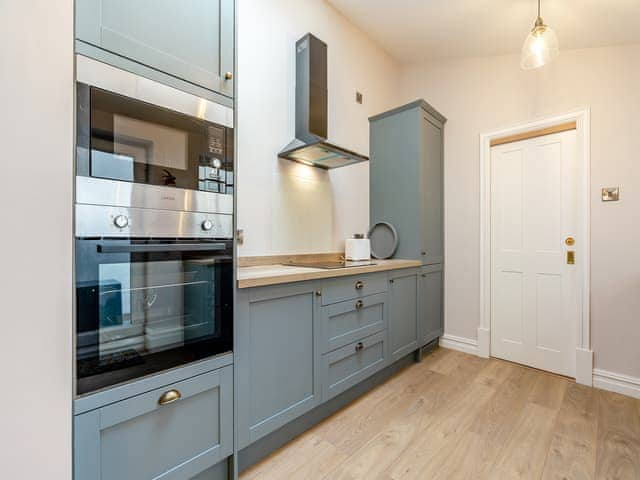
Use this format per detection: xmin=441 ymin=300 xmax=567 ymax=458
xmin=237 ymin=259 xmax=422 ymax=289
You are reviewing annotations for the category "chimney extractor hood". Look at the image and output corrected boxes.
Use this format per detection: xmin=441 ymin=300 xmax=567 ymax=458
xmin=278 ymin=34 xmax=369 ymax=169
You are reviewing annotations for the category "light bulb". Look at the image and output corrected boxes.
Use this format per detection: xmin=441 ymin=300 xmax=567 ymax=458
xmin=521 ymin=18 xmax=559 ymax=70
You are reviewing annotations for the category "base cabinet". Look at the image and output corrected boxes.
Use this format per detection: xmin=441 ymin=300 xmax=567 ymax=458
xmin=236 ymin=267 xmax=440 ymax=461
xmin=74 ymin=365 xmax=233 ymax=480
xmin=235 ymin=283 xmax=320 ymax=450
xmin=388 ymin=269 xmax=420 ymax=361
xmin=419 ymin=264 xmax=444 ymax=346
xmin=321 ymin=331 xmax=387 ymax=400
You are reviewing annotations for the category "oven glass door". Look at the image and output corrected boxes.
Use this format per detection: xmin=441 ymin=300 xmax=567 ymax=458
xmin=75 ymin=239 xmax=233 ymax=395
xmin=77 ymin=84 xmax=233 ymax=194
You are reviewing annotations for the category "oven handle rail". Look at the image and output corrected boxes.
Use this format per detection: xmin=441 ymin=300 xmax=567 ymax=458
xmin=97 ymin=242 xmax=228 ymax=254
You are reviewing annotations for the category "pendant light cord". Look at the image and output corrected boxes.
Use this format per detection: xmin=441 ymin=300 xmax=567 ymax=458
xmin=538 ymin=0 xmax=541 ymax=18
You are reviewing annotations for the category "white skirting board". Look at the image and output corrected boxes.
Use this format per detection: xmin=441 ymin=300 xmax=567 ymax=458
xmin=440 ymin=333 xmax=640 ymax=400
xmin=593 ymin=369 xmax=640 ymax=399
xmin=439 ymin=334 xmax=478 ymax=355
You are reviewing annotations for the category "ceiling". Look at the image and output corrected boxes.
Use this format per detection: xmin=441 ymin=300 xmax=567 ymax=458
xmin=327 ymin=0 xmax=640 ymax=63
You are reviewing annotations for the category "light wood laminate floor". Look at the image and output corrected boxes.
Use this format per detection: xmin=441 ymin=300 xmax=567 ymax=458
xmin=241 ymin=348 xmax=640 ymax=480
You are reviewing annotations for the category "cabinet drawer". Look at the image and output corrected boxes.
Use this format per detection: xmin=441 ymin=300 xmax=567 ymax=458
xmin=321 ymin=331 xmax=387 ymax=401
xmin=319 ymin=292 xmax=387 ymax=353
xmin=320 ymin=272 xmax=388 ymax=306
xmin=74 ymin=365 xmax=233 ymax=480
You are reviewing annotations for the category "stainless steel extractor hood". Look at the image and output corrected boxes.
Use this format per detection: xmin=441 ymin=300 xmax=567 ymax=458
xmin=279 ymin=34 xmax=369 ymax=169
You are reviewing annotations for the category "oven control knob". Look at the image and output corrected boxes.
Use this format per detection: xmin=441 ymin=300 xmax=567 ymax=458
xmin=201 ymin=219 xmax=214 ymax=231
xmin=113 ymin=215 xmax=129 ymax=229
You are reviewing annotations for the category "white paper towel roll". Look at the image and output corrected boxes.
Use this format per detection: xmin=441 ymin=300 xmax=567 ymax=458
xmin=345 ymin=237 xmax=371 ymax=261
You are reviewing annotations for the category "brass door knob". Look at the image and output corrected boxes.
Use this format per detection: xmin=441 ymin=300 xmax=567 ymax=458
xmin=158 ymin=389 xmax=181 ymax=406
xmin=565 ymin=237 xmax=575 ymax=246
xmin=355 ymin=281 xmax=364 ymax=290
xmin=355 ymin=300 xmax=364 ymax=310
xmin=224 ymin=71 xmax=233 ymax=80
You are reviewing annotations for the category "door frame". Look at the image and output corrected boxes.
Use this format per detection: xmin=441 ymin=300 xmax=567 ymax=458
xmin=478 ymin=109 xmax=593 ymax=385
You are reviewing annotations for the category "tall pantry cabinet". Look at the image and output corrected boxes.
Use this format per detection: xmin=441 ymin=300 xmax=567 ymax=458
xmin=369 ymin=100 xmax=446 ymax=348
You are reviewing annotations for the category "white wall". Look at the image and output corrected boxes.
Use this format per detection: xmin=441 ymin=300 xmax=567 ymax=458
xmin=236 ymin=0 xmax=400 ymax=256
xmin=0 ymin=1 xmax=73 ymax=478
xmin=400 ymin=44 xmax=640 ymax=378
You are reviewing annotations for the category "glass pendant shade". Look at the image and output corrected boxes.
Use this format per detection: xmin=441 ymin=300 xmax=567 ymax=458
xmin=521 ymin=18 xmax=559 ymax=69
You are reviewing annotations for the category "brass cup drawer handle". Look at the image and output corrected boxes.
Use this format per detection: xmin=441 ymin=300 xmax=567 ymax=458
xmin=355 ymin=281 xmax=364 ymax=290
xmin=355 ymin=342 xmax=364 ymax=352
xmin=158 ymin=389 xmax=182 ymax=406
xmin=355 ymin=300 xmax=364 ymax=310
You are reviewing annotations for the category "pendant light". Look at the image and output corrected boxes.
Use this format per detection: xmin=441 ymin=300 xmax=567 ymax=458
xmin=520 ymin=0 xmax=559 ymax=70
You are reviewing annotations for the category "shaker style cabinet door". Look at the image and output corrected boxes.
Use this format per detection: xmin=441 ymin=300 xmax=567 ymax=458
xmin=73 ymin=366 xmax=233 ymax=480
xmin=235 ymin=283 xmax=321 ymax=449
xmin=419 ymin=264 xmax=444 ymax=346
xmin=387 ymin=269 xmax=420 ymax=362
xmin=420 ymin=114 xmax=444 ymax=265
xmin=76 ymin=0 xmax=234 ymax=98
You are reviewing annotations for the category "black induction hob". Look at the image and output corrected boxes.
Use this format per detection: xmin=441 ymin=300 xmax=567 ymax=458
xmin=284 ymin=260 xmax=376 ymax=270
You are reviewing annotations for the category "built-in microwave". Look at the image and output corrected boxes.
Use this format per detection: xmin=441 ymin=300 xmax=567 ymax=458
xmin=76 ymin=56 xmax=234 ymax=197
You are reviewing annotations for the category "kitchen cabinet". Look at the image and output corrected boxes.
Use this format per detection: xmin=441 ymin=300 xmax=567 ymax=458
xmin=369 ymin=100 xmax=445 ymax=266
xmin=74 ymin=365 xmax=233 ymax=480
xmin=321 ymin=331 xmax=387 ymax=400
xmin=75 ymin=0 xmax=234 ymax=102
xmin=419 ymin=264 xmax=444 ymax=346
xmin=318 ymin=292 xmax=387 ymax=353
xmin=388 ymin=268 xmax=420 ymax=361
xmin=235 ymin=282 xmax=320 ymax=450
xmin=236 ymin=266 xmax=427 ymax=467
xmin=319 ymin=271 xmax=388 ymax=305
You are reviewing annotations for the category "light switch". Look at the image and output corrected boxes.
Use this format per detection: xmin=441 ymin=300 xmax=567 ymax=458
xmin=601 ymin=187 xmax=620 ymax=202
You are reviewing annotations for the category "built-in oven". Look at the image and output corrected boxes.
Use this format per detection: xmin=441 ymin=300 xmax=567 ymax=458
xmin=75 ymin=237 xmax=233 ymax=395
xmin=74 ymin=56 xmax=235 ymax=396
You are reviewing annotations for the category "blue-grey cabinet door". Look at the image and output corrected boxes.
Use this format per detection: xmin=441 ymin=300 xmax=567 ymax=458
xmin=74 ymin=366 xmax=233 ymax=480
xmin=420 ymin=113 xmax=444 ymax=265
xmin=76 ymin=0 xmax=234 ymax=98
xmin=318 ymin=292 xmax=387 ymax=354
xmin=236 ymin=282 xmax=320 ymax=449
xmin=370 ymin=107 xmax=423 ymax=261
xmin=321 ymin=331 xmax=387 ymax=401
xmin=419 ymin=264 xmax=444 ymax=346
xmin=388 ymin=269 xmax=419 ymax=361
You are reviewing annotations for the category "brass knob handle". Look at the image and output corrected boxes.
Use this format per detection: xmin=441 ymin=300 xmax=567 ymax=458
xmin=355 ymin=281 xmax=364 ymax=290
xmin=224 ymin=71 xmax=233 ymax=80
xmin=355 ymin=342 xmax=364 ymax=352
xmin=355 ymin=300 xmax=364 ymax=309
xmin=158 ymin=389 xmax=181 ymax=406
xmin=315 ymin=290 xmax=322 ymax=297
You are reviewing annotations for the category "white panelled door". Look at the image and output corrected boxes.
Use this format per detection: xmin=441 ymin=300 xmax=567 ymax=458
xmin=490 ymin=130 xmax=579 ymax=377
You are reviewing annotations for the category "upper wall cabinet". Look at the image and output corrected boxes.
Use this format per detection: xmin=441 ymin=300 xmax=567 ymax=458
xmin=76 ymin=0 xmax=234 ymax=103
